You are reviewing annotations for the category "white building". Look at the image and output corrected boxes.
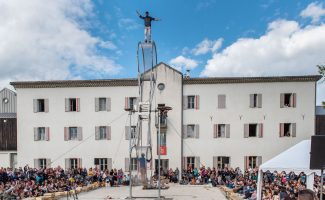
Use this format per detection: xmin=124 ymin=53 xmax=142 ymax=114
xmin=10 ymin=62 xmax=321 ymax=172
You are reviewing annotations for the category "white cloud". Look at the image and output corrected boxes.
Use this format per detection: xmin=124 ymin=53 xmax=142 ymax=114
xmin=118 ymin=18 xmax=140 ymax=31
xmin=192 ymin=38 xmax=223 ymax=55
xmin=169 ymin=56 xmax=198 ymax=71
xmin=201 ymin=19 xmax=325 ymax=104
xmin=300 ymin=2 xmax=325 ymax=23
xmin=0 ymin=0 xmax=121 ymax=88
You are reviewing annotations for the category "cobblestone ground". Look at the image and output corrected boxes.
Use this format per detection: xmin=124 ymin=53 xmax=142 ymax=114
xmin=61 ymin=184 xmax=227 ymax=200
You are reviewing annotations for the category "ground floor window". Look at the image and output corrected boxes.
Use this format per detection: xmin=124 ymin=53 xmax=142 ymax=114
xmin=213 ymin=156 xmax=230 ymax=169
xmin=94 ymin=158 xmax=108 ymax=171
xmin=39 ymin=159 xmax=47 ymax=168
xmin=155 ymin=159 xmax=169 ymax=173
xmin=245 ymin=156 xmax=262 ymax=169
xmin=130 ymin=158 xmax=138 ymax=171
xmin=187 ymin=157 xmax=195 ymax=169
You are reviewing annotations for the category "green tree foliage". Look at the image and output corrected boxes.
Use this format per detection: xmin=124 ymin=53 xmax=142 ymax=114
xmin=318 ymin=65 xmax=325 ymax=107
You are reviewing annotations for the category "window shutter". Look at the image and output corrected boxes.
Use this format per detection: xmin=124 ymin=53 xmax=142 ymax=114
xmin=257 ymin=156 xmax=262 ymax=167
xmin=45 ymin=127 xmax=50 ymax=141
xmin=65 ymin=98 xmax=70 ymax=112
xmin=183 ymin=157 xmax=187 ymax=170
xmin=249 ymin=94 xmax=254 ymax=108
xmin=244 ymin=156 xmax=249 ymax=170
xmin=195 ymin=157 xmax=200 ymax=169
xmin=195 ymin=124 xmax=200 ymax=138
xmin=76 ymin=98 xmax=80 ymax=112
xmin=95 ymin=126 xmax=100 ymax=140
xmin=213 ymin=156 xmax=218 ymax=168
xmin=125 ymin=97 xmax=129 ymax=110
xmin=244 ymin=124 xmax=249 ymax=138
xmin=106 ymin=98 xmax=111 ymax=111
xmin=183 ymin=96 xmax=188 ymax=110
xmin=291 ymin=123 xmax=296 ymax=137
xmin=77 ymin=158 xmax=82 ymax=168
xmin=34 ymin=159 xmax=39 ymax=169
xmin=106 ymin=126 xmax=111 ymax=140
xmin=77 ymin=127 xmax=82 ymax=141
xmin=107 ymin=158 xmax=112 ymax=170
xmin=46 ymin=159 xmax=51 ymax=168
xmin=280 ymin=93 xmax=284 ymax=108
xmin=95 ymin=98 xmax=99 ymax=112
xmin=218 ymin=95 xmax=226 ymax=109
xmin=257 ymin=94 xmax=262 ymax=108
xmin=44 ymin=99 xmax=49 ymax=113
xmin=292 ymin=93 xmax=296 ymax=108
xmin=258 ymin=124 xmax=263 ymax=138
xmin=226 ymin=124 xmax=230 ymax=138
xmin=279 ymin=123 xmax=284 ymax=137
xmin=213 ymin=124 xmax=218 ymax=138
xmin=65 ymin=158 xmax=70 ymax=169
xmin=125 ymin=126 xmax=130 ymax=140
xmin=34 ymin=127 xmax=38 ymax=141
xmin=183 ymin=125 xmax=188 ymax=139
xmin=125 ymin=158 xmax=130 ymax=172
xmin=195 ymin=95 xmax=200 ymax=110
xmin=33 ymin=99 xmax=38 ymax=113
xmin=64 ymin=127 xmax=69 ymax=141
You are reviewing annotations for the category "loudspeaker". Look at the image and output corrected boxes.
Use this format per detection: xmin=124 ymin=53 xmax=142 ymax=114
xmin=310 ymin=135 xmax=325 ymax=169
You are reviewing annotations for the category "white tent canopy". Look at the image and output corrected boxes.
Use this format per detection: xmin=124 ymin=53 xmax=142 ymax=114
xmin=256 ymin=140 xmax=320 ymax=200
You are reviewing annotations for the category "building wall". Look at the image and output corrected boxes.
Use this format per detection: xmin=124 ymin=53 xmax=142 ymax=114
xmin=0 ymin=118 xmax=17 ymax=150
xmin=183 ymin=82 xmax=315 ymax=169
xmin=15 ymin=64 xmax=317 ymax=170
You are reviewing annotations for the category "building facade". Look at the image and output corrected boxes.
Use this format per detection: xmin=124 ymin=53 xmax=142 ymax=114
xmin=0 ymin=88 xmax=17 ymax=168
xmin=316 ymin=106 xmax=325 ymax=135
xmin=11 ymin=63 xmax=320 ymax=171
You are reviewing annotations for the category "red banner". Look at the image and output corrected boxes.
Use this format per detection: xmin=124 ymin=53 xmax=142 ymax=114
xmin=160 ymin=146 xmax=167 ymax=155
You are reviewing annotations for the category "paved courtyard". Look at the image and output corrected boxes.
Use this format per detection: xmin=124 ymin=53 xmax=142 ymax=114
xmin=61 ymin=184 xmax=227 ymax=200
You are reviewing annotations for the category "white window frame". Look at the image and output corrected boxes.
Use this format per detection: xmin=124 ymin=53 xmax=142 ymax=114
xmin=69 ymin=98 xmax=77 ymax=111
xmin=218 ymin=124 xmax=226 ymax=138
xmin=187 ymin=157 xmax=195 ymax=169
xmin=37 ymin=99 xmax=45 ymax=112
xmin=39 ymin=159 xmax=47 ymax=168
xmin=70 ymin=158 xmax=78 ymax=169
xmin=98 ymin=98 xmax=106 ymax=111
xmin=95 ymin=158 xmax=108 ymax=171
xmin=130 ymin=158 xmax=138 ymax=171
xmin=187 ymin=124 xmax=195 ymax=138
xmin=69 ymin=127 xmax=78 ymax=140
xmin=248 ymin=156 xmax=257 ymax=168
xmin=217 ymin=156 xmax=230 ymax=168
xmin=187 ymin=96 xmax=195 ymax=109
xmin=99 ymin=126 xmax=107 ymax=140
xmin=38 ymin=127 xmax=46 ymax=141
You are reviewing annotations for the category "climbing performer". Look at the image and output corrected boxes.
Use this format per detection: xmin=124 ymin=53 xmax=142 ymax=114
xmin=137 ymin=10 xmax=160 ymax=43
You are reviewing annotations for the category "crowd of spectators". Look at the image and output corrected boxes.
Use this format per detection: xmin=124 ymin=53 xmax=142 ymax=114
xmin=1 ymin=164 xmax=324 ymax=200
xmin=0 ymin=165 xmax=129 ymax=199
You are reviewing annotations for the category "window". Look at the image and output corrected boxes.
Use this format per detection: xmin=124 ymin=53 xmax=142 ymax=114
xmin=99 ymin=126 xmax=107 ymax=140
xmin=245 ymin=156 xmax=262 ymax=169
xmin=65 ymin=98 xmax=80 ymax=112
xmin=279 ymin=123 xmax=296 ymax=137
xmin=218 ymin=124 xmax=226 ymax=137
xmin=213 ymin=156 xmax=230 ymax=169
xmin=184 ymin=95 xmax=199 ymax=110
xmin=157 ymin=132 xmax=167 ymax=155
xmin=34 ymin=127 xmax=49 ymax=141
xmin=186 ymin=124 xmax=196 ymax=138
xmin=187 ymin=157 xmax=195 ymax=169
xmin=187 ymin=96 xmax=195 ymax=109
xmin=249 ymin=124 xmax=258 ymax=137
xmin=125 ymin=126 xmax=136 ymax=140
xmin=99 ymin=98 xmax=106 ymax=111
xmin=250 ymin=94 xmax=262 ymax=108
xmin=244 ymin=124 xmax=263 ymax=138
xmin=130 ymin=158 xmax=138 ymax=171
xmin=69 ymin=127 xmax=78 ymax=140
xmin=38 ymin=127 xmax=46 ymax=140
xmin=70 ymin=158 xmax=78 ymax=169
xmin=33 ymin=99 xmax=49 ymax=113
xmin=94 ymin=158 xmax=108 ymax=171
xmin=218 ymin=95 xmax=226 ymax=109
xmin=280 ymin=93 xmax=296 ymax=108
xmin=39 ymin=159 xmax=47 ymax=168
xmin=38 ymin=99 xmax=45 ymax=112
xmin=125 ymin=97 xmax=137 ymax=111
xmin=155 ymin=159 xmax=169 ymax=172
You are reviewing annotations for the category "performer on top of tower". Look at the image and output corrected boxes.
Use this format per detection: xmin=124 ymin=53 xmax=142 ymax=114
xmin=137 ymin=11 xmax=160 ymax=43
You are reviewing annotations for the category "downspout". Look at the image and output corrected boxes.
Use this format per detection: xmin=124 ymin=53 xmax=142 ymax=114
xmin=181 ymin=74 xmax=184 ymax=180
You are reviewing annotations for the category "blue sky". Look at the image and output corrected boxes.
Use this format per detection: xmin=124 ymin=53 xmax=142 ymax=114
xmin=84 ymin=0 xmax=324 ymax=78
xmin=0 ymin=0 xmax=325 ymax=103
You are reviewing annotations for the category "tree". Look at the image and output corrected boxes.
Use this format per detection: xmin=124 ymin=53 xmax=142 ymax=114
xmin=317 ymin=65 xmax=325 ymax=107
